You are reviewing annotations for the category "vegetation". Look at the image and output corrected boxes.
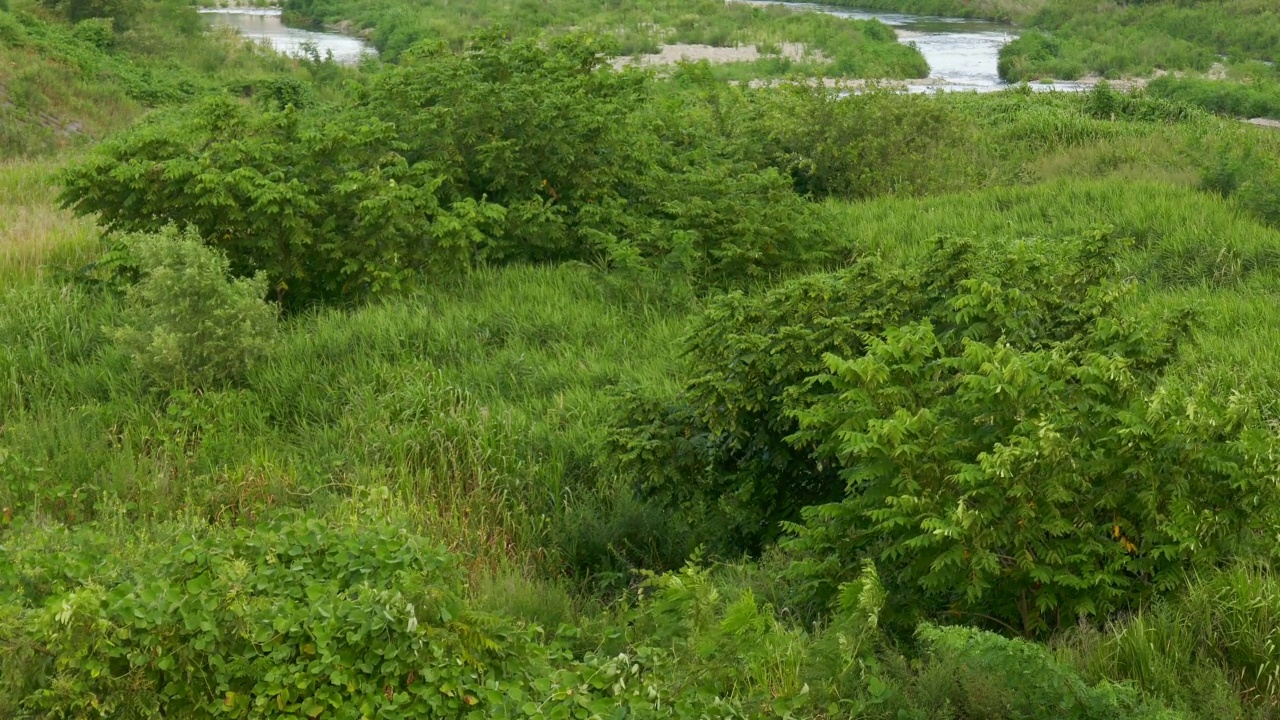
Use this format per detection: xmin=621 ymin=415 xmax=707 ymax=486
xmin=9 ymin=0 xmax=1280 ymax=716
xmin=1148 ymin=72 xmax=1280 ymax=122
xmin=996 ymin=0 xmax=1280 ymax=82
xmin=282 ymin=0 xmax=928 ymax=77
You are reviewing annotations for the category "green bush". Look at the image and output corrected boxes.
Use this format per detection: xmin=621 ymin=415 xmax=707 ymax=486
xmin=0 ymin=518 xmax=547 ymax=718
xmin=111 ymin=226 xmax=277 ymax=391
xmin=610 ymin=234 xmax=1124 ymax=552
xmin=71 ymin=16 xmax=114 ymax=49
xmin=61 ymin=32 xmax=829 ymax=304
xmin=612 ymin=234 xmax=1280 ymax=634
xmin=784 ymin=245 xmax=1278 ymax=635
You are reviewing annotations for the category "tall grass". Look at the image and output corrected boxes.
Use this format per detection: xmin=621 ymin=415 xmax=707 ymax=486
xmin=0 ymin=261 xmax=691 ymax=576
xmin=999 ymin=0 xmax=1280 ymax=81
xmin=1148 ymin=74 xmax=1280 ymax=121
xmin=1060 ymin=567 xmax=1280 ymax=718
xmin=0 ymin=158 xmax=98 ymax=283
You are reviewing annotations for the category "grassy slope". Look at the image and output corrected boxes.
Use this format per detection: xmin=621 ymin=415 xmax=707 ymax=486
xmin=0 ymin=1 xmax=318 ymax=159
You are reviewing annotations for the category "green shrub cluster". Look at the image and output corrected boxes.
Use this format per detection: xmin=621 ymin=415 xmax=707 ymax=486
xmin=61 ymin=32 xmax=984 ymax=305
xmin=0 ymin=517 xmax=1185 ymax=719
xmin=611 ymin=233 xmax=1280 ymax=635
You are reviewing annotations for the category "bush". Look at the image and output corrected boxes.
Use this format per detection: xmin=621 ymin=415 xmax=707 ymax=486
xmin=71 ymin=16 xmax=114 ymax=49
xmin=40 ymin=0 xmax=141 ymax=27
xmin=111 ymin=226 xmax=277 ymax=390
xmin=0 ymin=518 xmax=547 ymax=718
xmin=61 ymin=32 xmax=830 ymax=305
xmin=610 ymin=234 xmax=1125 ymax=552
xmin=611 ymin=234 xmax=1280 ymax=635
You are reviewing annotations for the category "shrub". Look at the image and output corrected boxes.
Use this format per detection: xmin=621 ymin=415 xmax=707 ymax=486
xmin=61 ymin=32 xmax=828 ymax=304
xmin=611 ymin=234 xmax=1280 ymax=635
xmin=784 ymin=254 xmax=1278 ymax=636
xmin=610 ymin=234 xmax=1127 ymax=552
xmin=0 ymin=519 xmax=548 ymax=718
xmin=111 ymin=226 xmax=277 ymax=390
xmin=71 ymin=16 xmax=114 ymax=49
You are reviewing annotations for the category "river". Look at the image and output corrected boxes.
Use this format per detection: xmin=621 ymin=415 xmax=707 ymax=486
xmin=739 ymin=1 xmax=1091 ymax=91
xmin=200 ymin=8 xmax=373 ymax=64
xmin=202 ymin=3 xmax=1082 ymax=91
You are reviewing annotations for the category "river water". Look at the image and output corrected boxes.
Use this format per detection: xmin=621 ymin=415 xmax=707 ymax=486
xmin=202 ymin=3 xmax=1083 ymax=91
xmin=200 ymin=8 xmax=373 ymax=64
xmin=738 ymin=1 xmax=1090 ymax=92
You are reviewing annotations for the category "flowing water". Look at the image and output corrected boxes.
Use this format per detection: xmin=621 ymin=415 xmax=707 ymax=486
xmin=738 ymin=1 xmax=1092 ymax=92
xmin=200 ymin=8 xmax=374 ymax=64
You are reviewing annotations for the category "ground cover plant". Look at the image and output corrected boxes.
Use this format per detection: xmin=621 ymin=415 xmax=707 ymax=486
xmin=8 ymin=2 xmax=1280 ymax=718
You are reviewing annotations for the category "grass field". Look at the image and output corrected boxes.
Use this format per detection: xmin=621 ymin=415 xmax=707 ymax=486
xmin=7 ymin=0 xmax=1280 ymax=715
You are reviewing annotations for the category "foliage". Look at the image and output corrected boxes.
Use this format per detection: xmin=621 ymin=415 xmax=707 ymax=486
xmin=609 ymin=234 xmax=1115 ymax=550
xmin=896 ymin=623 xmax=1157 ymax=719
xmin=1148 ymin=75 xmax=1280 ymax=121
xmin=1060 ymin=565 xmax=1280 ymax=717
xmin=61 ymin=32 xmax=831 ymax=304
xmin=732 ymin=81 xmax=972 ymax=199
xmin=0 ymin=518 xmax=548 ymax=718
xmin=40 ymin=0 xmax=141 ymax=27
xmin=15 ymin=10 xmax=1280 ymax=712
xmin=0 ymin=523 xmax=1182 ymax=719
xmin=1082 ymin=82 xmax=1197 ymax=123
xmin=0 ymin=4 xmax=323 ymax=160
xmin=110 ymin=226 xmax=277 ymax=391
xmin=612 ymin=233 xmax=1280 ymax=635
xmin=998 ymin=30 xmax=1086 ymax=82
xmin=998 ymin=0 xmax=1279 ymax=81
xmin=283 ymin=0 xmax=928 ymax=78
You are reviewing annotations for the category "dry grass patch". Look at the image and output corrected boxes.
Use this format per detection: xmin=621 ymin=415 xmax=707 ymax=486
xmin=0 ymin=157 xmax=99 ymax=283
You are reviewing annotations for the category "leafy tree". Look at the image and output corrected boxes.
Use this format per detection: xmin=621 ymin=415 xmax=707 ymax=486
xmin=40 ymin=0 xmax=141 ymax=27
